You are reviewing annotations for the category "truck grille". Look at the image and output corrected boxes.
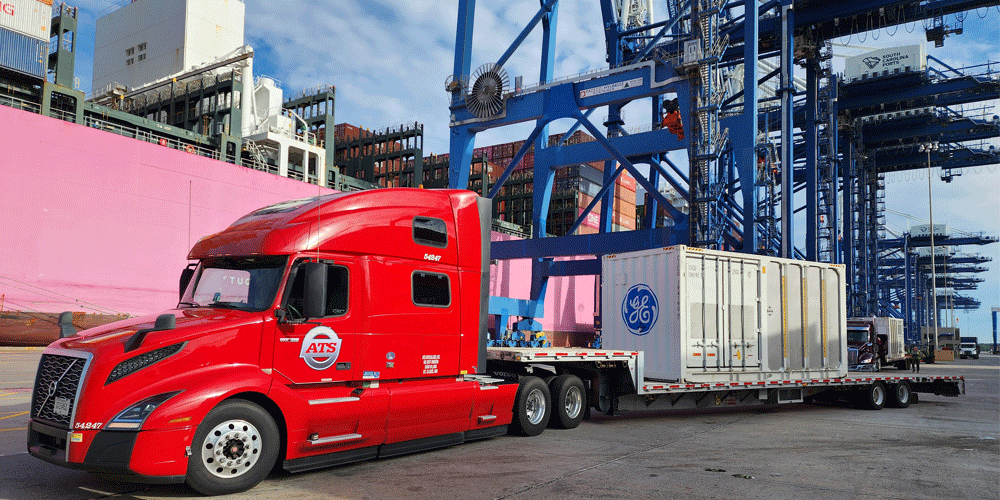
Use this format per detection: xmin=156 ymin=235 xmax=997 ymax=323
xmin=31 ymin=354 xmax=87 ymax=427
xmin=848 ymin=348 xmax=859 ymax=366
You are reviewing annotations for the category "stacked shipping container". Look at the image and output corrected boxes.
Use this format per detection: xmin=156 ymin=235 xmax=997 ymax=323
xmin=0 ymin=0 xmax=53 ymax=79
xmin=330 ymin=126 xmax=637 ymax=237
xmin=487 ymin=131 xmax=638 ymax=236
xmin=332 ymin=122 xmax=423 ymax=187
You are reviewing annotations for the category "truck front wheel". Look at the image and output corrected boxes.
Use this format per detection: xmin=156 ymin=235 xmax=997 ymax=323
xmin=548 ymin=375 xmax=585 ymax=429
xmin=510 ymin=376 xmax=551 ymax=436
xmin=186 ymin=400 xmax=280 ymax=495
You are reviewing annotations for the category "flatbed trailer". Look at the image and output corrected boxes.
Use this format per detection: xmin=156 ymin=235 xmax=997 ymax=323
xmin=488 ymin=347 xmax=964 ymax=412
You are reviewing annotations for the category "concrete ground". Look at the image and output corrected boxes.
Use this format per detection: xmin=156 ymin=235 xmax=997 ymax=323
xmin=1 ymin=347 xmax=997 ymax=500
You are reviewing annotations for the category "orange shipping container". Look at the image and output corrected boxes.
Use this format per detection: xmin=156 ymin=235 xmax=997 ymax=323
xmin=616 ymin=185 xmax=637 ymax=207
xmin=614 ymin=211 xmax=637 ymax=230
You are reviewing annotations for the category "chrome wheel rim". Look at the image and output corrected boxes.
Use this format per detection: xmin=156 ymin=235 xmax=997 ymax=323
xmin=564 ymin=386 xmax=583 ymax=419
xmin=200 ymin=419 xmax=261 ymax=478
xmin=526 ymin=388 xmax=547 ymax=425
xmin=897 ymin=384 xmax=910 ymax=403
xmin=872 ymin=385 xmax=885 ymax=406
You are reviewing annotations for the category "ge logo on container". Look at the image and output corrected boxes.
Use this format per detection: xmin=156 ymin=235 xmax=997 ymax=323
xmin=621 ymin=284 xmax=658 ymax=336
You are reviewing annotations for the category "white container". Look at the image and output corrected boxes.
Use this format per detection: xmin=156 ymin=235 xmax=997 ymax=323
xmin=876 ymin=317 xmax=905 ymax=361
xmin=844 ymin=44 xmax=926 ymax=82
xmin=602 ymin=246 xmax=847 ymax=383
xmin=0 ymin=0 xmax=52 ymax=42
xmin=848 ymin=316 xmax=906 ymax=364
xmin=916 ymin=246 xmax=954 ymax=258
xmin=910 ymin=223 xmax=948 ymax=238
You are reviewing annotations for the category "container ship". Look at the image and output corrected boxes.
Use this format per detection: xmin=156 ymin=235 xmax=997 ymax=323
xmin=1 ymin=0 xmax=638 ymax=345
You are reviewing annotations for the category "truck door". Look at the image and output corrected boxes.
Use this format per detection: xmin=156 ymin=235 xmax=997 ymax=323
xmin=272 ymin=258 xmax=358 ymax=385
xmin=272 ymin=257 xmax=392 ymax=451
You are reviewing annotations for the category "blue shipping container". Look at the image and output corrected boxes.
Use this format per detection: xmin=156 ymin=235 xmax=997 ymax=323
xmin=0 ymin=26 xmax=47 ymax=79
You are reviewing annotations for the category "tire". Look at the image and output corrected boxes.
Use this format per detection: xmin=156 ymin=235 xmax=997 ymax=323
xmin=510 ymin=376 xmax=551 ymax=436
xmin=186 ymin=400 xmax=280 ymax=495
xmin=548 ymin=375 xmax=585 ymax=429
xmin=858 ymin=381 xmax=886 ymax=410
xmin=887 ymin=382 xmax=911 ymax=408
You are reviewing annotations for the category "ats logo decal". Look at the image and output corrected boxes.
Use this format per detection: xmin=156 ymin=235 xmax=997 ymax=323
xmin=621 ymin=284 xmax=659 ymax=336
xmin=299 ymin=326 xmax=342 ymax=370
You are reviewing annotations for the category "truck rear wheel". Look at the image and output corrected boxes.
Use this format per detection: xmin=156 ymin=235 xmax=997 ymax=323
xmin=548 ymin=375 xmax=585 ymax=429
xmin=858 ymin=381 xmax=886 ymax=410
xmin=888 ymin=382 xmax=911 ymax=408
xmin=186 ymin=400 xmax=279 ymax=495
xmin=510 ymin=376 xmax=550 ymax=436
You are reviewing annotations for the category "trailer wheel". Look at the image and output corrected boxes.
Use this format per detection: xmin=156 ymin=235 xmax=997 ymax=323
xmin=858 ymin=381 xmax=886 ymax=410
xmin=888 ymin=382 xmax=911 ymax=408
xmin=510 ymin=376 xmax=550 ymax=436
xmin=186 ymin=400 xmax=279 ymax=495
xmin=548 ymin=375 xmax=585 ymax=429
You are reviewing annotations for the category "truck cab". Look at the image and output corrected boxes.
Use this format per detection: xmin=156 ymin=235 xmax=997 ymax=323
xmin=847 ymin=323 xmax=880 ymax=371
xmin=959 ymin=342 xmax=979 ymax=359
xmin=27 ymin=189 xmax=520 ymax=495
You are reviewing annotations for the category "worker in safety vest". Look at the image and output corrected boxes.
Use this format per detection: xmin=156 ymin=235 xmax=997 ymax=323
xmin=909 ymin=345 xmax=922 ymax=373
xmin=660 ymin=98 xmax=684 ymax=140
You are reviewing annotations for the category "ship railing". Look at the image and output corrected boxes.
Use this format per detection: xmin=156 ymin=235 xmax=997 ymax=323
xmin=285 ymin=85 xmax=336 ymax=103
xmin=0 ymin=95 xmax=42 ymax=114
xmin=48 ymin=108 xmax=76 ymax=123
xmin=83 ymin=115 xmax=221 ymax=161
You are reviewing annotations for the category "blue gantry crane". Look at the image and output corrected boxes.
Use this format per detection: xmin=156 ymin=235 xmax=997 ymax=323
xmin=446 ymin=0 xmax=1000 ymax=345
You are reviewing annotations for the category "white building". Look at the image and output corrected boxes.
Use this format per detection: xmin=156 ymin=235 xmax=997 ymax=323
xmin=243 ymin=76 xmax=325 ymax=185
xmin=90 ymin=0 xmax=326 ymax=186
xmin=92 ymin=0 xmax=245 ymax=94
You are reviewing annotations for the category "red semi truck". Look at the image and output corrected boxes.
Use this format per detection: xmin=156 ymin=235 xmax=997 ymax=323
xmin=27 ymin=189 xmax=964 ymax=495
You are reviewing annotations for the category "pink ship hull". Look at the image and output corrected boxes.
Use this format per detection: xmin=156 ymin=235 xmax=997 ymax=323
xmin=0 ymin=105 xmax=595 ymax=344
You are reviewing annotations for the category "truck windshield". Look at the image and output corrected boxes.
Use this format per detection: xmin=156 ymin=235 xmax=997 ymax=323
xmin=847 ymin=330 xmax=869 ymax=343
xmin=180 ymin=256 xmax=287 ymax=312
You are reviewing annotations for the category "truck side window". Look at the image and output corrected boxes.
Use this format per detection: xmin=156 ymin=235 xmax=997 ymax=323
xmin=412 ymin=271 xmax=450 ymax=307
xmin=413 ymin=217 xmax=447 ymax=248
xmin=284 ymin=262 xmax=349 ymax=319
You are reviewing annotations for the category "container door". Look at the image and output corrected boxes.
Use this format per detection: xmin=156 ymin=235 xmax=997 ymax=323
xmin=686 ymin=257 xmax=723 ymax=370
xmin=728 ymin=259 xmax=761 ymax=369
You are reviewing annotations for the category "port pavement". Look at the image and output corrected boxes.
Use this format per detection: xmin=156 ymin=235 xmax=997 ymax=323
xmin=0 ymin=347 xmax=997 ymax=500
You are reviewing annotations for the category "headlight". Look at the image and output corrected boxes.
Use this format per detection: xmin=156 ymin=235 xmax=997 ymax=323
xmin=106 ymin=342 xmax=186 ymax=385
xmin=106 ymin=391 xmax=182 ymax=430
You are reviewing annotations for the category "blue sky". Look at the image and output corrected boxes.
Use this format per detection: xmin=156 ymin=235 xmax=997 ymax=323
xmin=67 ymin=1 xmax=1000 ymax=342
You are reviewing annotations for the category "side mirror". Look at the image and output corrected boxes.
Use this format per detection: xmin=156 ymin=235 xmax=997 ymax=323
xmin=58 ymin=312 xmax=77 ymax=338
xmin=302 ymin=262 xmax=327 ymax=319
xmin=179 ymin=266 xmax=196 ymax=301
